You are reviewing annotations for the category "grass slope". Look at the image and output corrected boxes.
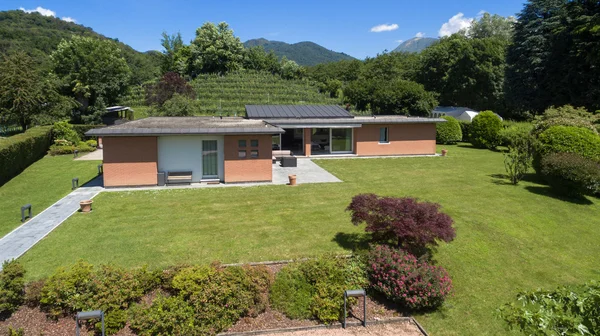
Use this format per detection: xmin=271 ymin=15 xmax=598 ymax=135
xmin=0 ymin=155 xmax=101 ymax=238
xmin=18 ymin=145 xmax=600 ymax=335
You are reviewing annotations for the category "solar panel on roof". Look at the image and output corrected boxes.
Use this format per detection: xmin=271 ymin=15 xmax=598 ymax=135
xmin=245 ymin=105 xmax=352 ymax=119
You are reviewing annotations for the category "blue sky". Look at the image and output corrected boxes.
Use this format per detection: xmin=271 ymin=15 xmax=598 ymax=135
xmin=2 ymin=0 xmax=525 ymax=59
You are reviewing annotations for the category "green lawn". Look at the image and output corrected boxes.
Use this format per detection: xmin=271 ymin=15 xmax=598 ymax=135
xmin=18 ymin=145 xmax=600 ymax=335
xmin=0 ymin=155 xmax=101 ymax=238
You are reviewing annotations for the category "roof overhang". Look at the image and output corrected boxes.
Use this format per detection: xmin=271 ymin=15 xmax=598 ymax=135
xmin=86 ymin=127 xmax=284 ymax=137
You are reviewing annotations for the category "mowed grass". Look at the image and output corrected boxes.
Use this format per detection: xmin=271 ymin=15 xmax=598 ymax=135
xmin=0 ymin=155 xmax=101 ymax=238
xmin=18 ymin=145 xmax=600 ymax=335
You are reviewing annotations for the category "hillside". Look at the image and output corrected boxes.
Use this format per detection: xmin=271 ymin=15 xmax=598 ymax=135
xmin=393 ymin=37 xmax=438 ymax=53
xmin=0 ymin=10 xmax=161 ymax=84
xmin=244 ymin=38 xmax=355 ymax=66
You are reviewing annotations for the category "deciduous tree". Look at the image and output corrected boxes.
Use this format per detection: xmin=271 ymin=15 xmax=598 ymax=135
xmin=189 ymin=22 xmax=245 ymax=76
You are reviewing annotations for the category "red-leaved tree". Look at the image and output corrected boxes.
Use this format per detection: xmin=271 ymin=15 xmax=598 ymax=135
xmin=346 ymin=194 xmax=455 ymax=254
xmin=145 ymin=72 xmax=195 ymax=107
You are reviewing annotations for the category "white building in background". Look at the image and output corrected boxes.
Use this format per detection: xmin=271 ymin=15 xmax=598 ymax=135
xmin=432 ymin=106 xmax=503 ymax=122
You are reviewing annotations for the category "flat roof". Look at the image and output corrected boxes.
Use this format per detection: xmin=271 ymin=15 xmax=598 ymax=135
xmin=265 ymin=115 xmax=446 ymax=127
xmin=86 ymin=117 xmax=284 ymax=136
xmin=246 ymin=105 xmax=353 ymax=119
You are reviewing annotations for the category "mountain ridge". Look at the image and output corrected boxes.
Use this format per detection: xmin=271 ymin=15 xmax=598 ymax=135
xmin=244 ymin=38 xmax=355 ymax=66
xmin=393 ymin=37 xmax=438 ymax=53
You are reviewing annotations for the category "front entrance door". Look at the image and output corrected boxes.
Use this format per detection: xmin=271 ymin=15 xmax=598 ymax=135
xmin=202 ymin=140 xmax=218 ymax=179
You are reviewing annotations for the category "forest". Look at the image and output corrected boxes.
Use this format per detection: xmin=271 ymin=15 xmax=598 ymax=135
xmin=1 ymin=0 xmax=600 ymax=130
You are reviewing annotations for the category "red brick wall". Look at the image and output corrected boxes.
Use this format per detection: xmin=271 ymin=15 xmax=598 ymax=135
xmin=354 ymin=124 xmax=436 ymax=156
xmin=103 ymin=137 xmax=158 ymax=187
xmin=223 ymin=135 xmax=272 ymax=183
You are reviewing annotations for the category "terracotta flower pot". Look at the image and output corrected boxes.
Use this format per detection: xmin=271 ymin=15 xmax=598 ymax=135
xmin=441 ymin=149 xmax=448 ymax=157
xmin=288 ymin=174 xmax=297 ymax=186
xmin=79 ymin=200 xmax=93 ymax=213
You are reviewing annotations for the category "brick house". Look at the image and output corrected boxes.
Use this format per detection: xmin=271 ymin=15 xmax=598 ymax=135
xmin=87 ymin=105 xmax=444 ymax=187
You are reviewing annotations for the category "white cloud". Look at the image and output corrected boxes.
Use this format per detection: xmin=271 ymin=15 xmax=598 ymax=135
xmin=62 ymin=17 xmax=76 ymax=23
xmin=439 ymin=12 xmax=474 ymax=37
xmin=395 ymin=39 xmax=404 ymax=43
xmin=415 ymin=32 xmax=425 ymax=38
xmin=370 ymin=23 xmax=399 ymax=33
xmin=19 ymin=6 xmax=56 ymax=17
xmin=477 ymin=10 xmax=487 ymax=16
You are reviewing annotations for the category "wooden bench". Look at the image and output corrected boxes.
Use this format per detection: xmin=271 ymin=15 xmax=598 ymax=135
xmin=166 ymin=171 xmax=193 ymax=184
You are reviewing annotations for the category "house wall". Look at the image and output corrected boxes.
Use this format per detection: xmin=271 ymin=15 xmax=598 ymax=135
xmin=157 ymin=135 xmax=224 ymax=182
xmin=353 ymin=123 xmax=436 ymax=156
xmin=223 ymin=135 xmax=273 ymax=183
xmin=103 ymin=136 xmax=158 ymax=187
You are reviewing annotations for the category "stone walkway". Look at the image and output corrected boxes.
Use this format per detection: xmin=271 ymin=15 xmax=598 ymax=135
xmin=0 ymin=178 xmax=103 ymax=270
xmin=75 ymin=148 xmax=103 ymax=161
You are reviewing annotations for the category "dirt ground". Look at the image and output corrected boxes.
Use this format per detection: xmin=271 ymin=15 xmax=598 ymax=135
xmin=258 ymin=322 xmax=423 ymax=336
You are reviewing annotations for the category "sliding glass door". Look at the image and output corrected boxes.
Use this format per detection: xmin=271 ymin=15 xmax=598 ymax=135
xmin=331 ymin=128 xmax=352 ymax=153
xmin=202 ymin=140 xmax=218 ymax=178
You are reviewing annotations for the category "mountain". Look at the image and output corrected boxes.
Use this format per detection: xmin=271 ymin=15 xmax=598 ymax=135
xmin=393 ymin=37 xmax=438 ymax=53
xmin=244 ymin=38 xmax=355 ymax=66
xmin=0 ymin=10 xmax=161 ymax=84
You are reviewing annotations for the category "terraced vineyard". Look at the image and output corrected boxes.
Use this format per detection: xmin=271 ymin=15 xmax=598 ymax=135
xmin=192 ymin=72 xmax=341 ymax=116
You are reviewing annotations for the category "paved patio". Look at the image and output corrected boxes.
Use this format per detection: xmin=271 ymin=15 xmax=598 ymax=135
xmin=74 ymin=148 xmax=103 ymax=161
xmin=0 ymin=177 xmax=103 ymax=270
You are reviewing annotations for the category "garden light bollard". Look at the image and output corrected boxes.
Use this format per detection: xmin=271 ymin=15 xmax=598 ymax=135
xmin=98 ymin=164 xmax=103 ymax=175
xmin=72 ymin=177 xmax=79 ymax=190
xmin=76 ymin=310 xmax=104 ymax=336
xmin=73 ymin=149 xmax=79 ymax=158
xmin=21 ymin=204 xmax=31 ymax=222
xmin=343 ymin=289 xmax=366 ymax=328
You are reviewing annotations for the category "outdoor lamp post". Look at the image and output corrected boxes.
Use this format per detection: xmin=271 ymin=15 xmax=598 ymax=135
xmin=76 ymin=310 xmax=104 ymax=336
xmin=343 ymin=289 xmax=366 ymax=328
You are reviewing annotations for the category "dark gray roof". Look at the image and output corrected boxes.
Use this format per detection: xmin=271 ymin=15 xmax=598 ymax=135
xmin=265 ymin=115 xmax=446 ymax=127
xmin=246 ymin=105 xmax=353 ymax=119
xmin=85 ymin=117 xmax=284 ymax=136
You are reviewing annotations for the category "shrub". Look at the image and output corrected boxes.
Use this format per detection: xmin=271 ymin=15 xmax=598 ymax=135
xmin=470 ymin=111 xmax=503 ymax=149
xmin=0 ymin=260 xmax=26 ymax=317
xmin=458 ymin=121 xmax=472 ymax=142
xmin=540 ymin=153 xmax=600 ymax=197
xmin=40 ymin=261 xmax=156 ymax=334
xmin=48 ymin=141 xmax=95 ymax=156
xmin=160 ymin=93 xmax=200 ymax=116
xmin=142 ymin=264 xmax=273 ymax=334
xmin=48 ymin=144 xmax=76 ymax=156
xmin=52 ymin=121 xmax=80 ymax=144
xmin=436 ymin=116 xmax=462 ymax=144
xmin=129 ymin=294 xmax=198 ymax=336
xmin=0 ymin=126 xmax=53 ymax=186
xmin=270 ymin=255 xmax=367 ymax=323
xmin=71 ymin=124 xmax=104 ymax=140
xmin=24 ymin=280 xmax=45 ymax=307
xmin=499 ymin=281 xmax=600 ymax=336
xmin=85 ymin=139 xmax=98 ymax=147
xmin=532 ymin=105 xmax=599 ymax=136
xmin=366 ymin=245 xmax=452 ymax=310
xmin=346 ymin=194 xmax=455 ymax=256
xmin=536 ymin=126 xmax=600 ymax=164
xmin=499 ymin=122 xmax=533 ymax=147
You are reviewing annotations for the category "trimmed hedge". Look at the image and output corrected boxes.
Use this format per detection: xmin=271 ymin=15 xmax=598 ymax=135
xmin=537 ymin=126 xmax=600 ymax=163
xmin=470 ymin=111 xmax=503 ymax=149
xmin=436 ymin=116 xmax=462 ymax=144
xmin=540 ymin=153 xmax=600 ymax=197
xmin=458 ymin=121 xmax=472 ymax=142
xmin=0 ymin=126 xmax=53 ymax=186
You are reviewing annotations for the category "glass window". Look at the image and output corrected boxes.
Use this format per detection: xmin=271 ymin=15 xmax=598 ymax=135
xmin=250 ymin=139 xmax=259 ymax=147
xmin=238 ymin=150 xmax=246 ymax=158
xmin=379 ymin=127 xmax=389 ymax=143
xmin=238 ymin=140 xmax=246 ymax=148
xmin=250 ymin=150 xmax=259 ymax=158
xmin=331 ymin=128 xmax=352 ymax=152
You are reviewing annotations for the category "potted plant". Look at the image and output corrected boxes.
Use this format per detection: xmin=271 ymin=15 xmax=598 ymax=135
xmin=288 ymin=174 xmax=297 ymax=186
xmin=441 ymin=149 xmax=448 ymax=156
xmin=79 ymin=200 xmax=93 ymax=213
